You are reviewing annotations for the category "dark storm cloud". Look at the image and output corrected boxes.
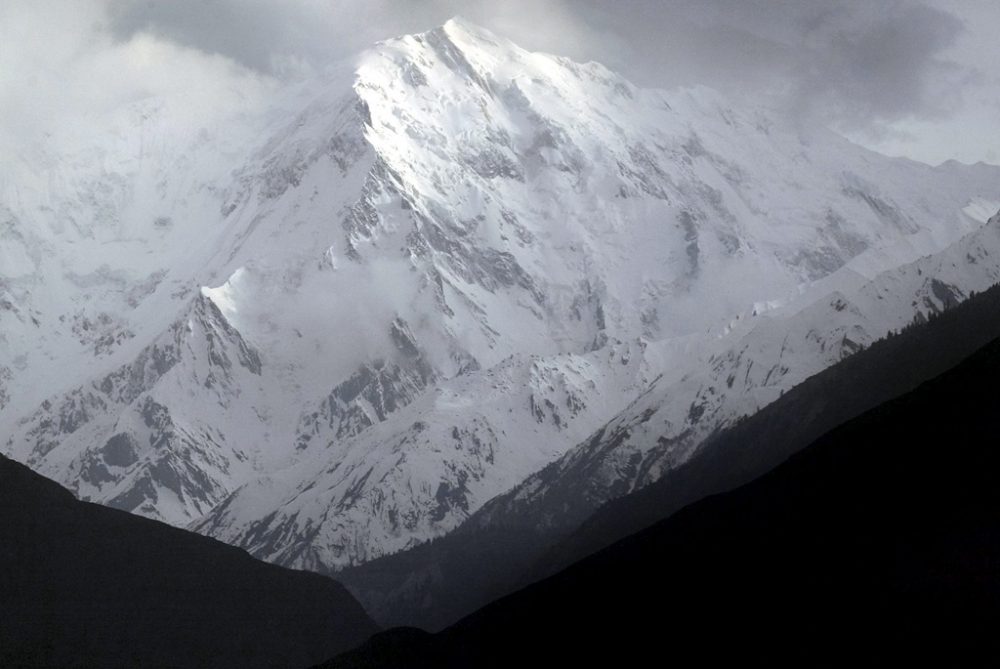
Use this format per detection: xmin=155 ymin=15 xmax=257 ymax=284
xmin=785 ymin=2 xmax=968 ymax=128
xmin=107 ymin=0 xmax=302 ymax=71
xmin=106 ymin=0 xmax=446 ymax=72
xmin=541 ymin=0 xmax=969 ymax=129
xmin=4 ymin=0 xmax=994 ymax=166
xmin=105 ymin=0 xmax=971 ymax=131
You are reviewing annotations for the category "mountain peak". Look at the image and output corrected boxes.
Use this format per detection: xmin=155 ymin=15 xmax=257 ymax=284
xmin=440 ymin=15 xmax=491 ymax=38
xmin=5 ymin=8 xmax=1000 ymax=605
xmin=434 ymin=15 xmax=515 ymax=50
xmin=360 ymin=15 xmax=525 ymax=87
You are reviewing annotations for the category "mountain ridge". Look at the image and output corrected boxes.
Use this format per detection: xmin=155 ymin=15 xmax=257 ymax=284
xmin=322 ymin=296 xmax=1000 ymax=667
xmin=336 ymin=209 xmax=1000 ymax=630
xmin=2 ymin=18 xmax=998 ymax=585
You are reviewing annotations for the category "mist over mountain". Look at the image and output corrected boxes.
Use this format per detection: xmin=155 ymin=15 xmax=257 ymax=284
xmin=4 ymin=19 xmax=999 ymax=578
xmin=2 ymin=8 xmax=999 ymax=666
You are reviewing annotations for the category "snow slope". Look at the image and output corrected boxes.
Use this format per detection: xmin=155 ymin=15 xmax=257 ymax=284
xmin=467 ymin=208 xmax=1000 ymax=539
xmin=2 ymin=18 xmax=998 ymax=571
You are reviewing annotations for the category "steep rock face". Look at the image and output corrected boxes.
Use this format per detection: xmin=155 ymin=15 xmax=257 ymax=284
xmin=294 ymin=319 xmax=436 ymax=449
xmin=474 ymin=209 xmax=1000 ymax=539
xmin=191 ymin=21 xmax=1000 ymax=571
xmin=323 ymin=323 xmax=1000 ymax=668
xmin=1 ymin=18 xmax=999 ymax=575
xmin=194 ymin=338 xmax=649 ymax=569
xmin=5 ymin=295 xmax=265 ymax=522
xmin=337 ymin=210 xmax=1000 ymax=630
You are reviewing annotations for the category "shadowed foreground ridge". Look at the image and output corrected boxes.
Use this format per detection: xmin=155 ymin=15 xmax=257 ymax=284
xmin=338 ymin=280 xmax=1000 ymax=631
xmin=324 ymin=331 xmax=1000 ymax=666
xmin=0 ymin=458 xmax=378 ymax=668
xmin=535 ymin=280 xmax=1000 ymax=583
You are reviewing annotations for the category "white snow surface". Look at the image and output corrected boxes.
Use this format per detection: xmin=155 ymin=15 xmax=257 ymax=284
xmin=1 ymin=18 xmax=998 ymax=570
xmin=474 ymin=209 xmax=1000 ymax=534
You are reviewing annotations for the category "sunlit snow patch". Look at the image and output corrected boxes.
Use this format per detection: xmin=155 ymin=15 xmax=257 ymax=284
xmin=201 ymin=267 xmax=246 ymax=323
xmin=963 ymin=198 xmax=1000 ymax=224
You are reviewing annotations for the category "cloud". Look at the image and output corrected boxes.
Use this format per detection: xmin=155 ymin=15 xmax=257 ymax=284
xmin=104 ymin=0 xmax=605 ymax=76
xmin=516 ymin=1 xmax=970 ymax=131
xmin=1 ymin=0 xmax=996 ymax=165
xmin=103 ymin=1 xmax=974 ymax=128
xmin=107 ymin=0 xmax=341 ymax=73
xmin=0 ymin=0 xmax=272 ymax=171
xmin=786 ymin=2 xmax=967 ymax=129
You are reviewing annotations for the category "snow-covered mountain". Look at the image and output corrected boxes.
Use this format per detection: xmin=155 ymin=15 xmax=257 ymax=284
xmin=464 ymin=206 xmax=1000 ymax=539
xmin=2 ymin=18 xmax=998 ymax=572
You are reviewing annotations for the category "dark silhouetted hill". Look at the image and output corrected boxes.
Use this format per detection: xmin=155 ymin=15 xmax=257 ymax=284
xmin=323 ymin=318 xmax=1000 ymax=666
xmin=339 ymin=282 xmax=1000 ymax=632
xmin=0 ymin=457 xmax=378 ymax=668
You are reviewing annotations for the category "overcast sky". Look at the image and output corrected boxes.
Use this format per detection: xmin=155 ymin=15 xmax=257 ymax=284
xmin=2 ymin=0 xmax=998 ymax=165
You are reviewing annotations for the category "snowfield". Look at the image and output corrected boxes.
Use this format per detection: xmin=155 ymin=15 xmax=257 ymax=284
xmin=2 ymin=18 xmax=999 ymax=572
